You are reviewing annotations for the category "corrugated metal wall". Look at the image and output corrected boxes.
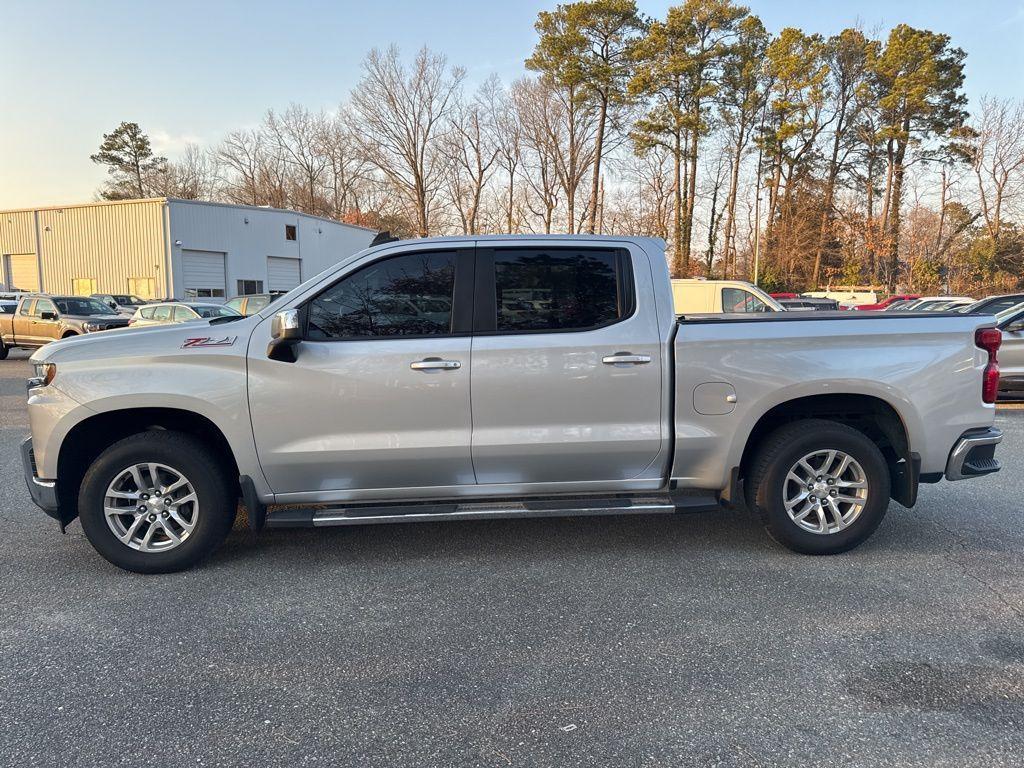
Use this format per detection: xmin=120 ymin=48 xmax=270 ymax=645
xmin=0 ymin=210 xmax=37 ymax=254
xmin=1 ymin=198 xmax=375 ymax=299
xmin=0 ymin=199 xmax=168 ymax=295
xmin=36 ymin=200 xmax=167 ymax=295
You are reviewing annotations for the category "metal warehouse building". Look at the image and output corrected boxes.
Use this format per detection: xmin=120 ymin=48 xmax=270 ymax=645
xmin=0 ymin=198 xmax=377 ymax=300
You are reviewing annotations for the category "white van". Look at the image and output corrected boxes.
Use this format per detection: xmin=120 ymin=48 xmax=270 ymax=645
xmin=671 ymin=279 xmax=783 ymax=314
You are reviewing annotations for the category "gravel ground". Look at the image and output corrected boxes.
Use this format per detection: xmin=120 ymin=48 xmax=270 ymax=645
xmin=1 ymin=349 xmax=1022 ymax=767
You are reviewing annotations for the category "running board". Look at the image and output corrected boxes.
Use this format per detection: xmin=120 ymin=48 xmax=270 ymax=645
xmin=265 ymin=493 xmax=720 ymax=529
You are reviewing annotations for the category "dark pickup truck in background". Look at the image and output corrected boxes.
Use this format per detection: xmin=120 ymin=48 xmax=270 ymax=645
xmin=0 ymin=295 xmax=129 ymax=359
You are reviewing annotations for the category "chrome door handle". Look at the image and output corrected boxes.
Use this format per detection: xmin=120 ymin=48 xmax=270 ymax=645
xmin=410 ymin=358 xmax=461 ymax=371
xmin=602 ymin=354 xmax=651 ymax=365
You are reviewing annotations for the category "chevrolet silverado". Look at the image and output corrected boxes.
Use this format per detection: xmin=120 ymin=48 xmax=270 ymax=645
xmin=21 ymin=236 xmax=1004 ymax=573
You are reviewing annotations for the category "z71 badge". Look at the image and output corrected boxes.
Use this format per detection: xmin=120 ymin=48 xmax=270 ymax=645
xmin=181 ymin=336 xmax=237 ymax=348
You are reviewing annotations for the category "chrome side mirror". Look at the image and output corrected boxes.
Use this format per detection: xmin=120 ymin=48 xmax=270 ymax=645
xmin=267 ymin=309 xmax=301 ymax=362
xmin=1005 ymin=319 xmax=1024 ymax=334
xmin=270 ymin=309 xmax=301 ymax=341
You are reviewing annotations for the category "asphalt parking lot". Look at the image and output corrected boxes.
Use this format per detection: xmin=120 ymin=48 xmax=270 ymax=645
xmin=1 ymin=350 xmax=1022 ymax=767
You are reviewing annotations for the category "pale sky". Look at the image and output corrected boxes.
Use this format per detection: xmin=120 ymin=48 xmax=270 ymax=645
xmin=2 ymin=0 xmax=1022 ymax=209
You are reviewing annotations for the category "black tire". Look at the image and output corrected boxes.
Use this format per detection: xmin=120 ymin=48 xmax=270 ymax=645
xmin=745 ymin=419 xmax=891 ymax=555
xmin=78 ymin=431 xmax=236 ymax=573
xmin=0 ymin=340 xmax=8 ymax=360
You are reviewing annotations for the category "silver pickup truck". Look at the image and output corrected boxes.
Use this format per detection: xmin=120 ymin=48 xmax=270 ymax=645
xmin=22 ymin=236 xmax=1004 ymax=573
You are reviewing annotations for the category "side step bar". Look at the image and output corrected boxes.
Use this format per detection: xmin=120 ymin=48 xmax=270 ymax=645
xmin=265 ymin=493 xmax=721 ymax=529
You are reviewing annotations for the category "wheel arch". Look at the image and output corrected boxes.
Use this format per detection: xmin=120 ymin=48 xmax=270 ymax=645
xmin=737 ymin=393 xmax=917 ymax=508
xmin=56 ymin=407 xmax=241 ymax=523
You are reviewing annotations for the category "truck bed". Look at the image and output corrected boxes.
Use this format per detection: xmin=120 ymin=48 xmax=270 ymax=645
xmin=669 ymin=309 xmax=997 ymax=493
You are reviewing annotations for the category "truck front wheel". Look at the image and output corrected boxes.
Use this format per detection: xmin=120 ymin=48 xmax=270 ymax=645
xmin=746 ymin=419 xmax=891 ymax=555
xmin=0 ymin=340 xmax=7 ymax=360
xmin=78 ymin=431 xmax=236 ymax=573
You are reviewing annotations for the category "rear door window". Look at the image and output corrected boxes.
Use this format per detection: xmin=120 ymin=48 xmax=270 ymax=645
xmin=153 ymin=305 xmax=173 ymax=322
xmin=481 ymin=248 xmax=630 ymax=333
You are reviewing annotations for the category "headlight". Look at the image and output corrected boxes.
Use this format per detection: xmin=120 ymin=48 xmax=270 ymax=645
xmin=83 ymin=322 xmax=101 ymax=332
xmin=28 ymin=363 xmax=57 ymax=391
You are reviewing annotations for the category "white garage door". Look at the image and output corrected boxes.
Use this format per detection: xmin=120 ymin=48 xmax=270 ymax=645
xmin=6 ymin=254 xmax=40 ymax=292
xmin=267 ymin=257 xmax=301 ymax=292
xmin=181 ymin=250 xmax=226 ymax=298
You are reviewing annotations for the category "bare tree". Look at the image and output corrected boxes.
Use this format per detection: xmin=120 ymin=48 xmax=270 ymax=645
xmin=513 ymin=78 xmax=566 ymax=233
xmin=443 ymin=84 xmax=500 ymax=234
xmin=349 ymin=45 xmax=465 ymax=237
xmin=966 ymin=96 xmax=1024 ymax=243
xmin=149 ymin=144 xmax=220 ymax=200
xmin=266 ymin=104 xmax=330 ymax=214
xmin=317 ymin=111 xmax=373 ymax=220
xmin=481 ymin=75 xmax=523 ymax=234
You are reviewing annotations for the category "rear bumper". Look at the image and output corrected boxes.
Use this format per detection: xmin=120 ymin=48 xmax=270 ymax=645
xmin=945 ymin=427 xmax=1002 ymax=481
xmin=20 ymin=437 xmax=60 ymax=519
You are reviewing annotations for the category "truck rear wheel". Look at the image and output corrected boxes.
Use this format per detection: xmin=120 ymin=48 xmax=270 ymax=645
xmin=746 ymin=419 xmax=890 ymax=555
xmin=0 ymin=340 xmax=7 ymax=360
xmin=78 ymin=431 xmax=236 ymax=573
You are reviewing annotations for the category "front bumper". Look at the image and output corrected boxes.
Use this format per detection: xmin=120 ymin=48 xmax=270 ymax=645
xmin=945 ymin=427 xmax=1002 ymax=481
xmin=20 ymin=437 xmax=60 ymax=519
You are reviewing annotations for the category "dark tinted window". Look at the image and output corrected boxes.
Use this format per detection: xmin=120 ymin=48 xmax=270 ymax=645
xmin=0 ymin=303 xmax=16 ymax=314
xmin=977 ymin=296 xmax=1024 ymax=314
xmin=307 ymin=251 xmax=456 ymax=340
xmin=195 ymin=305 xmax=239 ymax=318
xmin=493 ymin=249 xmax=622 ymax=332
xmin=54 ymin=297 xmax=113 ymax=315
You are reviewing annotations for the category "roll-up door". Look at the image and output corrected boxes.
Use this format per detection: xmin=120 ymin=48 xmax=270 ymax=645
xmin=267 ymin=257 xmax=301 ymax=292
xmin=181 ymin=250 xmax=226 ymax=298
xmin=6 ymin=254 xmax=40 ymax=292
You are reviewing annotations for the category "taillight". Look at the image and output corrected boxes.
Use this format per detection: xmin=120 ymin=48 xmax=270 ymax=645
xmin=975 ymin=327 xmax=1001 ymax=404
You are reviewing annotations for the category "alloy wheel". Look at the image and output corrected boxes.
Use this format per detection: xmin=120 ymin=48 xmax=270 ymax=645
xmin=782 ymin=449 xmax=869 ymax=535
xmin=103 ymin=463 xmax=199 ymax=552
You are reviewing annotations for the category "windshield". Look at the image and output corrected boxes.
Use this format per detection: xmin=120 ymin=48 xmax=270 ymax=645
xmin=194 ymin=305 xmax=241 ymax=319
xmin=55 ymin=298 xmax=116 ymax=316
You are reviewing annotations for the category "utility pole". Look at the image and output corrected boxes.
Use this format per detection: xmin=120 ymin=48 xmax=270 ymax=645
xmin=753 ymin=194 xmax=761 ymax=286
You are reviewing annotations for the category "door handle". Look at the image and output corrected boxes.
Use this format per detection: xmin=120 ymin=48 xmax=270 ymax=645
xmin=410 ymin=358 xmax=461 ymax=371
xmin=602 ymin=353 xmax=651 ymax=365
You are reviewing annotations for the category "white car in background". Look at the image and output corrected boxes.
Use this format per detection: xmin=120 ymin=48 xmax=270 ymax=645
xmin=91 ymin=293 xmax=149 ymax=317
xmin=128 ymin=301 xmax=241 ymax=327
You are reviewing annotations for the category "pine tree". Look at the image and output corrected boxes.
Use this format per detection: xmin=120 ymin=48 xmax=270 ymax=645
xmin=90 ymin=122 xmax=166 ymax=199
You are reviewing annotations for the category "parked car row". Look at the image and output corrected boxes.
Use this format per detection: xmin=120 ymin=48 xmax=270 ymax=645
xmin=0 ymin=295 xmax=131 ymax=358
xmin=129 ymin=302 xmax=241 ymax=326
xmin=0 ymin=291 xmax=286 ymax=357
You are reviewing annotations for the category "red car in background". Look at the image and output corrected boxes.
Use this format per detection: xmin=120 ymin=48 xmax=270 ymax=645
xmin=853 ymin=294 xmax=920 ymax=311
